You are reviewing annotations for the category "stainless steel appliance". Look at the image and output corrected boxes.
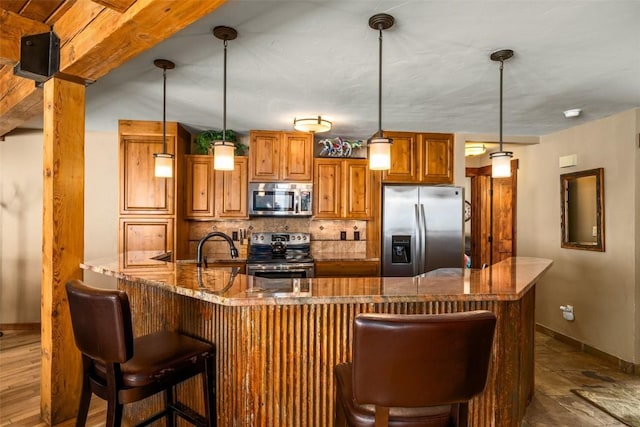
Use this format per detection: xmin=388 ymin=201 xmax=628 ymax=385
xmin=382 ymin=185 xmax=464 ymax=276
xmin=246 ymin=232 xmax=314 ymax=278
xmin=248 ymin=182 xmax=312 ymax=217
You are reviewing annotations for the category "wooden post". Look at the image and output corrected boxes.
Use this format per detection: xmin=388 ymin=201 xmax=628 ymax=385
xmin=41 ymin=76 xmax=85 ymax=424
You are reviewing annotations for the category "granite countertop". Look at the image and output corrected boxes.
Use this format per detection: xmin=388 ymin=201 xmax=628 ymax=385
xmin=81 ymin=256 xmax=553 ymax=306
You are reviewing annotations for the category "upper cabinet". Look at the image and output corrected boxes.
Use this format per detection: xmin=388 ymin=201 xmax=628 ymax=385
xmin=249 ymin=130 xmax=313 ymax=182
xmin=313 ymin=158 xmax=372 ymax=220
xmin=119 ymin=120 xmax=188 ymax=215
xmin=185 ymin=155 xmax=248 ymax=219
xmin=382 ymin=131 xmax=454 ymax=184
xmin=185 ymin=155 xmax=215 ymax=218
xmin=216 ymin=156 xmax=248 ymax=218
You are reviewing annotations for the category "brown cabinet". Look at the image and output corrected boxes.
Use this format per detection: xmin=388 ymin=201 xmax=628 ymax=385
xmin=313 ymin=158 xmax=372 ymax=220
xmin=215 ymin=156 xmax=248 ymax=218
xmin=119 ymin=218 xmax=174 ymax=270
xmin=185 ymin=155 xmax=248 ymax=219
xmin=118 ymin=120 xmax=190 ymax=267
xmin=382 ymin=131 xmax=453 ymax=184
xmin=314 ymin=260 xmax=379 ymax=277
xmin=249 ymin=130 xmax=313 ymax=182
xmin=185 ymin=155 xmax=214 ymax=218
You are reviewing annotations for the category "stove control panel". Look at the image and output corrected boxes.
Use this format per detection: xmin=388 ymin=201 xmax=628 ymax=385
xmin=252 ymin=232 xmax=309 ymax=245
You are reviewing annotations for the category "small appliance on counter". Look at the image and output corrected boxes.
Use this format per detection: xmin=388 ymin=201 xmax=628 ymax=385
xmin=246 ymin=232 xmax=314 ymax=278
xmin=382 ymin=185 xmax=464 ymax=276
xmin=248 ymin=182 xmax=312 ymax=217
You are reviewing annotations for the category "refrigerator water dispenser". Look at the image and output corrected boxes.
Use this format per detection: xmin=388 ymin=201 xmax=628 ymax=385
xmin=391 ymin=235 xmax=411 ymax=263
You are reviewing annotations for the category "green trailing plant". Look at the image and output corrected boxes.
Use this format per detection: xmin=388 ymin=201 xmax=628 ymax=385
xmin=194 ymin=129 xmax=247 ymax=155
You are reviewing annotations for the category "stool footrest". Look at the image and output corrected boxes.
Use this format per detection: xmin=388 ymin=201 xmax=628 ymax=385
xmin=170 ymin=401 xmax=208 ymax=427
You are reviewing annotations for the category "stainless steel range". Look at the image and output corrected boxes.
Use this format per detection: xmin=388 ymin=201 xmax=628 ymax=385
xmin=246 ymin=232 xmax=314 ymax=278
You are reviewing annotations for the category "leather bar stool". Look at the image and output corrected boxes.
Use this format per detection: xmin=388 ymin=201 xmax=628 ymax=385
xmin=334 ymin=311 xmax=496 ymax=427
xmin=66 ymin=280 xmax=216 ymax=427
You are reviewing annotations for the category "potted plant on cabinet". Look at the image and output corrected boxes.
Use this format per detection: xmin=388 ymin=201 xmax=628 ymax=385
xmin=194 ymin=129 xmax=248 ymax=155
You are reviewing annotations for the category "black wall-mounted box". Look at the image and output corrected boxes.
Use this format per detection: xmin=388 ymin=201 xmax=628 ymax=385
xmin=13 ymin=31 xmax=60 ymax=83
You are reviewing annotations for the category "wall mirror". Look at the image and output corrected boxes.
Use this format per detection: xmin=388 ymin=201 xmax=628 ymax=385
xmin=560 ymin=167 xmax=605 ymax=251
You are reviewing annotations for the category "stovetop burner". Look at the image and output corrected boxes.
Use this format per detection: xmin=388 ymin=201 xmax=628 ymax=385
xmin=247 ymin=232 xmax=313 ymax=265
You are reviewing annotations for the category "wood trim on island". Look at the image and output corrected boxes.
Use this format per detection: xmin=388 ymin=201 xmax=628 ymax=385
xmin=81 ymin=257 xmax=553 ymax=427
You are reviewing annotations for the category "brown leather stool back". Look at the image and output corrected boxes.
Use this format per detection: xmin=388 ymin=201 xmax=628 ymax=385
xmin=66 ymin=280 xmax=216 ymax=427
xmin=335 ymin=311 xmax=496 ymax=427
xmin=66 ymin=280 xmax=133 ymax=364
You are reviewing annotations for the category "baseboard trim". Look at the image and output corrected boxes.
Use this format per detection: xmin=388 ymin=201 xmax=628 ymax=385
xmin=536 ymin=324 xmax=639 ymax=376
xmin=0 ymin=323 xmax=40 ymax=331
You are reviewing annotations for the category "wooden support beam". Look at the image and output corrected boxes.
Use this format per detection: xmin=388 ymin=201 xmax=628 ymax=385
xmin=0 ymin=9 xmax=50 ymax=65
xmin=41 ymin=76 xmax=85 ymax=425
xmin=90 ymin=0 xmax=136 ymax=13
xmin=0 ymin=0 xmax=227 ymax=136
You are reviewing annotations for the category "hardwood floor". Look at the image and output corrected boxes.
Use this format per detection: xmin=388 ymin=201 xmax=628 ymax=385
xmin=0 ymin=331 xmax=111 ymax=427
xmin=1 ymin=329 xmax=638 ymax=426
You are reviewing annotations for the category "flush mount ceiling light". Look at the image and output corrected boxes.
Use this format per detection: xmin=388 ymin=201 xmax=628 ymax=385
xmin=153 ymin=59 xmax=175 ymax=178
xmin=489 ymin=49 xmax=515 ymax=178
xmin=465 ymin=143 xmax=487 ymax=157
xmin=563 ymin=108 xmax=582 ymax=118
xmin=293 ymin=116 xmax=332 ymax=133
xmin=212 ymin=26 xmax=237 ymax=171
xmin=367 ymin=13 xmax=394 ymax=171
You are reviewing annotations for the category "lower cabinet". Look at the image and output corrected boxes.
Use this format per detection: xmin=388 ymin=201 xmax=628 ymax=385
xmin=119 ymin=218 xmax=174 ymax=270
xmin=185 ymin=155 xmax=248 ymax=219
xmin=313 ymin=158 xmax=372 ymax=219
xmin=314 ymin=260 xmax=380 ymax=278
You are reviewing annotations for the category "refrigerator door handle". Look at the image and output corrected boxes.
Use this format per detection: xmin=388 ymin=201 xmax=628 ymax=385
xmin=414 ymin=204 xmax=422 ymax=275
xmin=420 ymin=204 xmax=427 ymax=273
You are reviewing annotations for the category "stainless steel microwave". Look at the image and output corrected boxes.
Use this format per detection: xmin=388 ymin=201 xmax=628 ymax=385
xmin=248 ymin=182 xmax=313 ymax=216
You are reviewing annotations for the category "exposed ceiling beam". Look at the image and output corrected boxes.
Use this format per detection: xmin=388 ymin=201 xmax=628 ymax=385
xmin=0 ymin=9 xmax=50 ymax=65
xmin=0 ymin=0 xmax=227 ymax=136
xmin=91 ymin=0 xmax=136 ymax=13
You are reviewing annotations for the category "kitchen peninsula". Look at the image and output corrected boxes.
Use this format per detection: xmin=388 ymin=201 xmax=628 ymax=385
xmin=81 ymin=256 xmax=553 ymax=427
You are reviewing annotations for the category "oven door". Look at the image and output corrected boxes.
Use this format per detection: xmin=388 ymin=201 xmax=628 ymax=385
xmin=246 ymin=263 xmax=314 ymax=279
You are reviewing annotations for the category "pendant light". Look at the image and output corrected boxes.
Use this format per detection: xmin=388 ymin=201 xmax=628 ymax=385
xmin=367 ymin=13 xmax=394 ymax=171
xmin=153 ymin=59 xmax=175 ymax=178
xmin=212 ymin=26 xmax=237 ymax=171
xmin=489 ymin=49 xmax=514 ymax=178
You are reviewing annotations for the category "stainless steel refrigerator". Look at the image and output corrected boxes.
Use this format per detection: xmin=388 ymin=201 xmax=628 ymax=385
xmin=382 ymin=185 xmax=464 ymax=276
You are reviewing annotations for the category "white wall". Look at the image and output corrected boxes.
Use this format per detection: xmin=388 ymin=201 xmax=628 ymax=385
xmin=635 ymin=109 xmax=640 ymax=364
xmin=0 ymin=129 xmax=118 ymax=324
xmin=517 ymin=109 xmax=638 ymax=363
xmin=0 ymin=130 xmax=43 ymax=323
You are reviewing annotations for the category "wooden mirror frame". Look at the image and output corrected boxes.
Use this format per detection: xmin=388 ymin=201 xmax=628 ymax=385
xmin=560 ymin=167 xmax=605 ymax=251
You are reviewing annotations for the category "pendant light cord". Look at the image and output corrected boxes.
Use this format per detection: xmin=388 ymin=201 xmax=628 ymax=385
xmin=162 ymin=66 xmax=167 ymax=153
xmin=499 ymin=59 xmax=503 ymax=152
xmin=223 ymin=38 xmax=228 ymax=143
xmin=377 ymin=26 xmax=383 ymax=138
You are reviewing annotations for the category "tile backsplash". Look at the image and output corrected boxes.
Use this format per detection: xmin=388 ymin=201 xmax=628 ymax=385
xmin=187 ymin=218 xmax=368 ymax=259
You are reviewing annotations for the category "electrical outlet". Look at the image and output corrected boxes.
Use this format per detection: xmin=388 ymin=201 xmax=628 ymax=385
xmin=560 ymin=305 xmax=575 ymax=321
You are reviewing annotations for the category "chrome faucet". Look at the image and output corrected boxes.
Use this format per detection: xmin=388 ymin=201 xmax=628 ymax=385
xmin=196 ymin=232 xmax=239 ymax=268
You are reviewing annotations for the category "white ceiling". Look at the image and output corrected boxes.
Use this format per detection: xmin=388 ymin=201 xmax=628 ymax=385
xmin=43 ymin=0 xmax=640 ymax=140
